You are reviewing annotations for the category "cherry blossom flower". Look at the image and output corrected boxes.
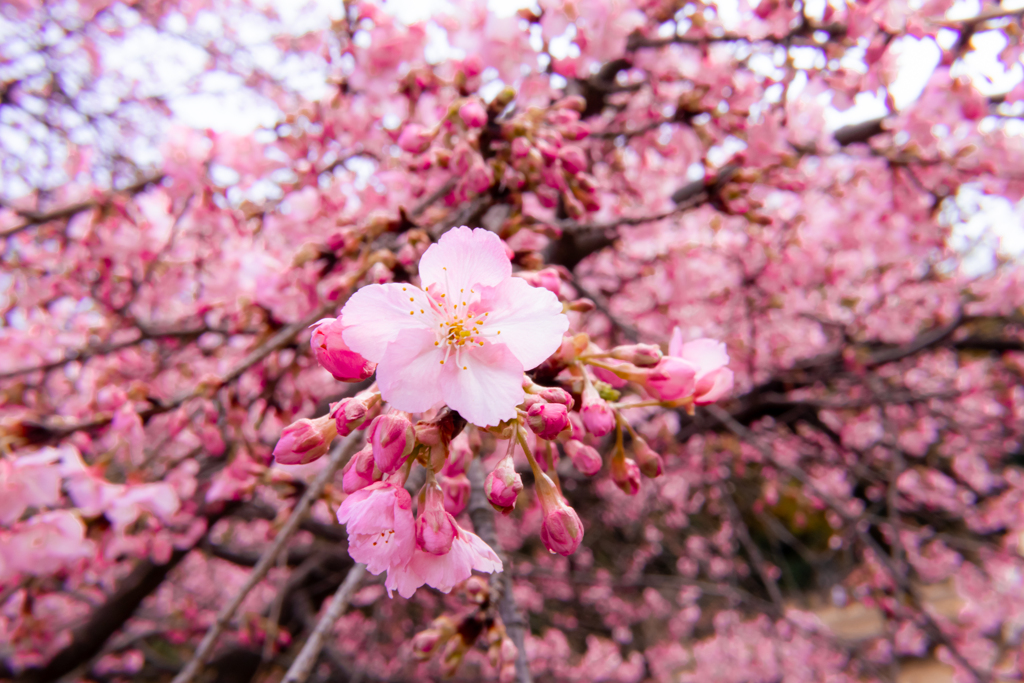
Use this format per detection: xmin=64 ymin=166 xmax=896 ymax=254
xmin=342 ymin=227 xmax=568 ymax=426
xmin=384 ymin=522 xmax=502 ymax=598
xmin=669 ymin=330 xmax=735 ymax=405
xmin=336 ymin=480 xmax=416 ymax=575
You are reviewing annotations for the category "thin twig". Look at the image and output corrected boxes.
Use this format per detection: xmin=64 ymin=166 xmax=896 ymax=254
xmin=281 ymin=563 xmax=366 ymax=683
xmin=170 ymin=434 xmax=362 ymax=683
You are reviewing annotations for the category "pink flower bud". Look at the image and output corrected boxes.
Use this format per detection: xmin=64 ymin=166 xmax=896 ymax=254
xmin=564 ymin=440 xmax=602 ymax=476
xmin=458 ymin=100 xmax=488 ymax=128
xmin=611 ymin=456 xmax=641 ymax=495
xmin=558 ymin=145 xmax=587 ymax=174
xmin=537 ymin=386 xmax=573 ymax=408
xmin=526 ymin=402 xmax=570 ymax=440
xmin=397 ymin=123 xmax=434 ymax=154
xmin=633 ymin=438 xmax=664 ymax=478
xmin=310 ymin=317 xmax=376 ymax=382
xmin=581 ymin=383 xmax=615 ymax=437
xmin=610 ymin=343 xmax=663 ymax=367
xmin=511 ymin=137 xmax=531 ymax=158
xmin=518 ymin=267 xmax=562 ymax=296
xmin=484 ymin=453 xmax=523 ymax=513
xmin=416 ymin=484 xmax=458 ymax=555
xmin=442 ymin=432 xmax=472 ymax=477
xmin=560 ymin=122 xmax=590 ymax=141
xmin=540 ymin=497 xmax=584 ymax=556
xmin=412 ymin=616 xmax=457 ymax=660
xmin=367 ymin=413 xmax=414 ymax=474
xmin=341 ymin=445 xmax=379 ymax=493
xmin=643 ymin=357 xmax=698 ymax=402
xmin=465 ymin=159 xmax=493 ymax=193
xmin=331 ymin=392 xmax=381 ymax=436
xmin=273 ymin=416 xmax=337 ymax=465
xmin=442 ymin=473 xmax=471 ymax=515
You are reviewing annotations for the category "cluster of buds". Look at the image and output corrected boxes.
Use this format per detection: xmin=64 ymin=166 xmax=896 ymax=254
xmin=497 ymin=96 xmax=597 ymax=218
xmin=411 ymin=579 xmax=519 ymax=682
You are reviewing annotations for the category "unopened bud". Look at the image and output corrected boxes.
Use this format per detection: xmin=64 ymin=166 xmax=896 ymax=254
xmin=567 ymin=298 xmax=596 ymax=313
xmin=458 ymin=99 xmax=488 ymax=128
xmin=368 ymin=413 xmax=415 ymax=474
xmin=517 ymin=267 xmax=562 ymax=296
xmin=412 ymin=616 xmax=457 ymax=660
xmin=331 ymin=391 xmax=381 ymax=436
xmin=484 ymin=453 xmax=522 ymax=514
xmin=564 ymin=440 xmax=602 ymax=476
xmin=526 ymin=402 xmax=570 ymax=440
xmin=633 ymin=437 xmax=664 ymax=478
xmin=442 ymin=473 xmax=471 ymax=515
xmin=397 ymin=123 xmax=435 ymax=154
xmin=310 ymin=317 xmax=377 ymax=382
xmin=610 ymin=343 xmax=663 ymax=367
xmin=539 ymin=495 xmax=585 ymax=556
xmin=611 ymin=455 xmax=641 ymax=495
xmin=273 ymin=416 xmax=337 ymax=465
xmin=416 ymin=483 xmax=458 ymax=555
xmin=581 ymin=382 xmax=615 ymax=437
xmin=341 ymin=445 xmax=379 ymax=493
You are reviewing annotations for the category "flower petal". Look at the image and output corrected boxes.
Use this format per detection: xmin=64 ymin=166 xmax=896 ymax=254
xmin=440 ymin=342 xmax=523 ymax=427
xmin=375 ymin=328 xmax=447 ymax=414
xmin=679 ymin=338 xmax=730 ymax=377
xmin=478 ymin=277 xmax=568 ymax=370
xmin=341 ymin=283 xmax=437 ymax=363
xmin=418 ymin=227 xmax=511 ymax=298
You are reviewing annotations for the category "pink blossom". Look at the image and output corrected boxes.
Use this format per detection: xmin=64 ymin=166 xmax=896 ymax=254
xmin=5 ymin=511 xmax=94 ymax=577
xmin=367 ymin=413 xmax=414 ymax=474
xmin=337 ymin=481 xmax=415 ymax=575
xmin=527 ymin=402 xmax=570 ymax=440
xmin=273 ymin=415 xmax=337 ymax=465
xmin=484 ymin=452 xmax=523 ymax=512
xmin=669 ymin=330 xmax=734 ymax=404
xmin=341 ymin=227 xmax=568 ymax=426
xmin=415 ymin=483 xmax=457 ymax=555
xmin=384 ymin=522 xmax=502 ymax=598
xmin=459 ymin=100 xmax=488 ymax=128
xmin=310 ymin=316 xmax=376 ymax=382
xmin=643 ymin=356 xmax=698 ymax=403
xmin=564 ymin=440 xmax=603 ymax=476
xmin=0 ymin=449 xmax=62 ymax=525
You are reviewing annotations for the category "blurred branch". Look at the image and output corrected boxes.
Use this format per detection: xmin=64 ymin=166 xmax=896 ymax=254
xmin=170 ymin=434 xmax=362 ymax=683
xmin=281 ymin=563 xmax=366 ymax=683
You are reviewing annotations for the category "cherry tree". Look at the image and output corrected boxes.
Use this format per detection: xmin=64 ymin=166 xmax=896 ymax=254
xmin=2 ymin=1 xmax=1024 ymax=682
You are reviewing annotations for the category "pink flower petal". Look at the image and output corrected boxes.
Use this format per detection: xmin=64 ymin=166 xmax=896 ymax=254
xmin=439 ymin=341 xmax=524 ymax=427
xmin=375 ymin=327 xmax=448 ymax=414
xmin=341 ymin=283 xmax=437 ymax=363
xmin=679 ymin=338 xmax=730 ymax=377
xmin=418 ymin=227 xmax=511 ymax=299
xmin=478 ymin=277 xmax=569 ymax=370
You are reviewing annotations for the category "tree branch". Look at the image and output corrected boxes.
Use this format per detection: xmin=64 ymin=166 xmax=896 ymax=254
xmin=170 ymin=433 xmax=362 ymax=683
